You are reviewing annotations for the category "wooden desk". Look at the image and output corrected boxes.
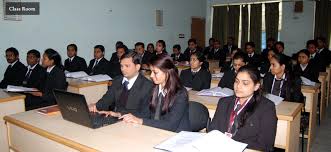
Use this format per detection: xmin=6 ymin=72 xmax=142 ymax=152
xmin=188 ymin=91 xmax=303 ymax=152
xmin=0 ymin=90 xmax=25 ymax=152
xmin=176 ymin=65 xmax=190 ymax=75
xmin=301 ymin=84 xmax=320 ymax=152
xmin=318 ymin=72 xmax=327 ymax=121
xmin=207 ymin=59 xmax=219 ymax=72
xmin=66 ymin=78 xmax=109 ymax=105
xmin=4 ymin=111 xmax=258 ymax=152
xmin=325 ymin=67 xmax=331 ymax=107
xmin=211 ymin=78 xmax=221 ymax=88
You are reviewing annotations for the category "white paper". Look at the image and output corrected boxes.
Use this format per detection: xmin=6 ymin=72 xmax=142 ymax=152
xmin=154 ymin=130 xmax=247 ymax=152
xmin=185 ymin=87 xmax=192 ymax=91
xmin=301 ymin=76 xmax=316 ymax=86
xmin=264 ymin=93 xmax=284 ymax=105
xmin=80 ymin=74 xmax=112 ymax=82
xmin=65 ymin=71 xmax=89 ymax=78
xmin=154 ymin=131 xmax=205 ymax=152
xmin=212 ymin=72 xmax=224 ymax=78
xmin=197 ymin=87 xmax=234 ymax=97
xmin=6 ymin=85 xmax=38 ymax=92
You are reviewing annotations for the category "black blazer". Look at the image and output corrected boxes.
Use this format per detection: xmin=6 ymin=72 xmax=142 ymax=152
xmin=96 ymin=74 xmax=153 ymax=118
xmin=263 ymin=72 xmax=303 ymax=103
xmin=143 ymin=87 xmax=191 ymax=132
xmin=293 ymin=63 xmax=319 ymax=83
xmin=309 ymin=52 xmax=326 ymax=72
xmin=209 ymin=95 xmax=277 ymax=151
xmin=319 ymin=48 xmax=331 ymax=70
xmin=180 ymin=68 xmax=211 ymax=91
xmin=109 ymin=53 xmax=122 ymax=78
xmin=23 ymin=64 xmax=47 ymax=90
xmin=223 ymin=44 xmax=238 ymax=54
xmin=183 ymin=48 xmax=202 ymax=60
xmin=218 ymin=69 xmax=235 ymax=90
xmin=64 ymin=56 xmax=88 ymax=72
xmin=245 ymin=53 xmax=262 ymax=68
xmin=141 ymin=51 xmax=153 ymax=64
xmin=87 ymin=58 xmax=110 ymax=76
xmin=0 ymin=60 xmax=27 ymax=89
xmin=171 ymin=53 xmax=187 ymax=62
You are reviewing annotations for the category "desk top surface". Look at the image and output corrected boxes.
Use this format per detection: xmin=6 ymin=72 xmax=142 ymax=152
xmin=66 ymin=78 xmax=110 ymax=88
xmin=188 ymin=91 xmax=303 ymax=121
xmin=0 ymin=89 xmax=26 ymax=103
xmin=301 ymin=83 xmax=321 ymax=93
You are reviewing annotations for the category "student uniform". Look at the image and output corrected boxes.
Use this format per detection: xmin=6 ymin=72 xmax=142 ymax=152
xmin=223 ymin=44 xmax=238 ymax=55
xmin=0 ymin=60 xmax=27 ymax=89
xmin=293 ymin=63 xmax=319 ymax=83
xmin=141 ymin=51 xmax=153 ymax=65
xmin=25 ymin=66 xmax=67 ymax=110
xmin=23 ymin=64 xmax=47 ymax=90
xmin=218 ymin=69 xmax=236 ymax=90
xmin=96 ymin=74 xmax=153 ymax=118
xmin=109 ymin=53 xmax=122 ymax=78
xmin=318 ymin=48 xmax=331 ymax=69
xmin=171 ymin=53 xmax=187 ymax=62
xmin=183 ymin=48 xmax=202 ymax=61
xmin=142 ymin=86 xmax=191 ymax=132
xmin=209 ymin=95 xmax=277 ymax=151
xmin=180 ymin=67 xmax=211 ymax=91
xmin=64 ymin=56 xmax=88 ymax=72
xmin=309 ymin=52 xmax=326 ymax=72
xmin=87 ymin=57 xmax=110 ymax=76
xmin=263 ymin=72 xmax=303 ymax=103
xmin=245 ymin=53 xmax=262 ymax=69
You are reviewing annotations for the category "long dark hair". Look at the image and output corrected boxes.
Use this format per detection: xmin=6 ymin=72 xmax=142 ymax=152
xmin=44 ymin=48 xmax=63 ymax=70
xmin=236 ymin=65 xmax=262 ymax=128
xmin=149 ymin=54 xmax=185 ymax=113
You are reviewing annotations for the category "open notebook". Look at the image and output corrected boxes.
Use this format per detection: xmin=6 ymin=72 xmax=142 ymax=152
xmin=154 ymin=130 xmax=247 ymax=152
xmin=264 ymin=93 xmax=284 ymax=105
xmin=65 ymin=71 xmax=88 ymax=78
xmin=301 ymin=76 xmax=316 ymax=86
xmin=79 ymin=74 xmax=112 ymax=82
xmin=6 ymin=85 xmax=38 ymax=92
xmin=212 ymin=72 xmax=224 ymax=78
xmin=197 ymin=87 xmax=234 ymax=97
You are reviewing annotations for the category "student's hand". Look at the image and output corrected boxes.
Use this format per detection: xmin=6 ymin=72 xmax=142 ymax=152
xmin=119 ymin=113 xmax=143 ymax=125
xmin=98 ymin=111 xmax=121 ymax=117
xmin=88 ymin=104 xmax=98 ymax=113
xmin=29 ymin=91 xmax=42 ymax=97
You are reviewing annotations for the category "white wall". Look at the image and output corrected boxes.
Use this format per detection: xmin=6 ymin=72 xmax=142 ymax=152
xmin=0 ymin=0 xmax=206 ymax=80
xmin=205 ymin=0 xmax=315 ymax=56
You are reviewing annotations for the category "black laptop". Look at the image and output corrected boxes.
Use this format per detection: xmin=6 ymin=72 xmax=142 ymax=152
xmin=53 ymin=89 xmax=118 ymax=129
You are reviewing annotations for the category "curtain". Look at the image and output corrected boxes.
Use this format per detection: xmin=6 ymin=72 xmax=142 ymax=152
xmin=315 ymin=0 xmax=331 ymax=46
xmin=265 ymin=2 xmax=279 ymax=41
xmin=241 ymin=5 xmax=249 ymax=49
xmin=212 ymin=6 xmax=228 ymax=45
xmin=249 ymin=4 xmax=262 ymax=53
xmin=228 ymin=5 xmax=240 ymax=45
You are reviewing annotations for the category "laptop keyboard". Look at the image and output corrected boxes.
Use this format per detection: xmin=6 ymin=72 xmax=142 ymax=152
xmin=89 ymin=112 xmax=118 ymax=128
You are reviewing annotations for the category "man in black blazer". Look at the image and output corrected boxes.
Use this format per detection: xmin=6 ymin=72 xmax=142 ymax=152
xmin=64 ymin=44 xmax=88 ymax=72
xmin=23 ymin=50 xmax=47 ymax=90
xmin=90 ymin=52 xmax=153 ymax=119
xmin=203 ymin=38 xmax=215 ymax=56
xmin=109 ymin=44 xmax=127 ymax=78
xmin=244 ymin=42 xmax=262 ymax=69
xmin=0 ymin=47 xmax=27 ymax=89
xmin=171 ymin=44 xmax=187 ymax=63
xmin=87 ymin=45 xmax=110 ymax=76
xmin=307 ymin=40 xmax=326 ymax=72
xmin=183 ymin=38 xmax=202 ymax=59
xmin=316 ymin=37 xmax=331 ymax=70
xmin=134 ymin=42 xmax=153 ymax=69
xmin=223 ymin=37 xmax=238 ymax=55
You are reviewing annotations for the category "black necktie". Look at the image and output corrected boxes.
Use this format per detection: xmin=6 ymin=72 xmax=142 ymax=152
xmin=230 ymin=104 xmax=242 ymax=135
xmin=119 ymin=81 xmax=129 ymax=107
xmin=25 ymin=68 xmax=33 ymax=80
xmin=154 ymin=92 xmax=163 ymax=120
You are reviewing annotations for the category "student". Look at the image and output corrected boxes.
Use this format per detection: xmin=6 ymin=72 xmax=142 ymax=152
xmin=203 ymin=38 xmax=215 ymax=56
xmin=260 ymin=49 xmax=276 ymax=75
xmin=307 ymin=40 xmax=325 ymax=72
xmin=244 ymin=42 xmax=262 ymax=69
xmin=147 ymin=43 xmax=155 ymax=54
xmin=171 ymin=44 xmax=187 ymax=63
xmin=316 ymin=37 xmax=331 ymax=70
xmin=120 ymin=54 xmax=191 ymax=132
xmin=222 ymin=48 xmax=241 ymax=72
xmin=109 ymin=44 xmax=127 ymax=78
xmin=26 ymin=49 xmax=67 ymax=110
xmin=87 ymin=45 xmax=110 ymax=76
xmin=135 ymin=42 xmax=152 ymax=69
xmin=183 ymin=38 xmax=202 ymax=59
xmin=293 ymin=49 xmax=319 ymax=83
xmin=89 ymin=52 xmax=153 ymax=119
xmin=64 ymin=44 xmax=88 ymax=72
xmin=0 ymin=47 xmax=27 ymax=89
xmin=223 ymin=37 xmax=238 ymax=55
xmin=207 ymin=39 xmax=223 ymax=60
xmin=218 ymin=52 xmax=246 ymax=90
xmin=274 ymin=41 xmax=291 ymax=62
xmin=209 ymin=65 xmax=277 ymax=151
xmin=153 ymin=40 xmax=168 ymax=57
xmin=262 ymin=38 xmax=276 ymax=59
xmin=180 ymin=51 xmax=211 ymax=91
xmin=263 ymin=53 xmax=303 ymax=103
xmin=23 ymin=49 xmax=47 ymax=90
